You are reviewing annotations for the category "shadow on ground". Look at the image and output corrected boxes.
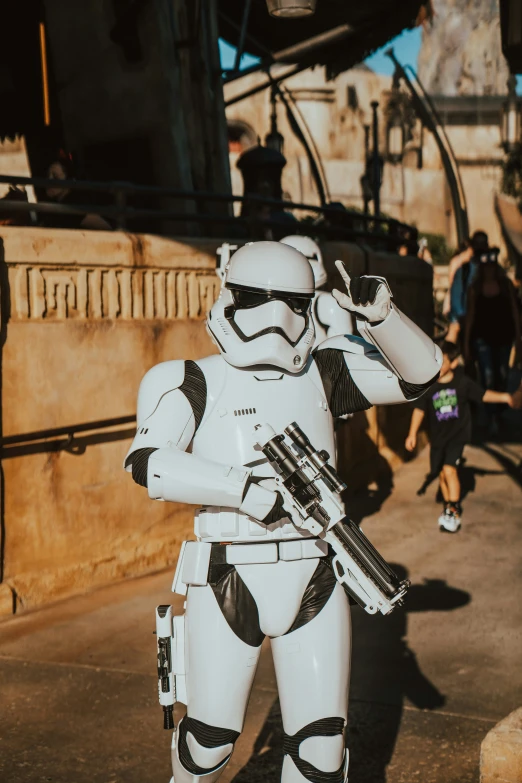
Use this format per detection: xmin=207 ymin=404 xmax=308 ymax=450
xmin=416 ymin=443 xmax=522 ymax=500
xmin=231 ymin=569 xmax=470 ymax=783
xmin=346 ymin=469 xmax=394 ymax=526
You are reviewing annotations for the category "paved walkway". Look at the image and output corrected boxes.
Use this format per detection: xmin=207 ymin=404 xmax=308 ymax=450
xmin=0 ymin=441 xmax=521 ymax=783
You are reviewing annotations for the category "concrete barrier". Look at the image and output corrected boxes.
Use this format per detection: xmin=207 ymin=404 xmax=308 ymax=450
xmin=480 ymin=708 xmax=522 ymax=783
xmin=0 ymin=227 xmax=433 ymax=615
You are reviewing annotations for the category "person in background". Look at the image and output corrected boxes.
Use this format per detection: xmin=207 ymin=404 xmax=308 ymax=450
xmin=446 ymin=231 xmax=488 ymax=344
xmin=397 ymin=238 xmax=420 ymax=257
xmin=464 ymin=250 xmax=521 ymax=433
xmin=405 ymin=341 xmax=522 ymax=533
xmin=0 ymin=186 xmax=31 ymax=226
xmin=442 ymin=241 xmax=472 ymax=319
xmin=417 ymin=237 xmax=433 ymax=264
xmin=39 ymin=153 xmax=111 ymax=231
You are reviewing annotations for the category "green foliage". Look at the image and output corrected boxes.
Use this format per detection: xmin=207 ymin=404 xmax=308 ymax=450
xmin=419 ymin=232 xmax=455 ymax=266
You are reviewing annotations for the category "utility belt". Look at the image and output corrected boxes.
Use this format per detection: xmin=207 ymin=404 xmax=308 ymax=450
xmin=172 ymin=538 xmax=328 ymax=595
xmin=219 ymin=538 xmax=328 ymax=565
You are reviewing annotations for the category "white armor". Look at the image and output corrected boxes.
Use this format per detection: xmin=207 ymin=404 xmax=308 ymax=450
xmin=125 ymin=241 xmax=442 ymax=783
xmin=280 ymin=235 xmax=353 ymax=344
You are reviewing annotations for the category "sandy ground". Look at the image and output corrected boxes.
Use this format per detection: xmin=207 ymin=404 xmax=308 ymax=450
xmin=0 ymin=439 xmax=521 ymax=783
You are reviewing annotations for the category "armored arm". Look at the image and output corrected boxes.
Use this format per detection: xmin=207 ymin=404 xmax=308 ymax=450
xmin=318 ymin=266 xmax=441 ymax=412
xmin=347 ymin=305 xmax=442 ymax=407
xmin=124 ymin=360 xmax=276 ymax=518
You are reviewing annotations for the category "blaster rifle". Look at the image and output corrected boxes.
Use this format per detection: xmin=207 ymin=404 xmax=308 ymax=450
xmin=253 ymin=421 xmax=409 ymax=615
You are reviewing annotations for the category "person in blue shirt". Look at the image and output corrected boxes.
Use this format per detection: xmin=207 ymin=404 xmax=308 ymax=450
xmin=447 ymin=231 xmax=489 ymax=344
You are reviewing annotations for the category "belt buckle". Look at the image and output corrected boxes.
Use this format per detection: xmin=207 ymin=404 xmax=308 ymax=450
xmin=226 ymin=542 xmax=278 ymax=565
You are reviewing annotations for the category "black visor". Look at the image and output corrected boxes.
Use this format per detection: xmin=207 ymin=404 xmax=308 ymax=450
xmin=229 ymin=286 xmax=312 ymax=316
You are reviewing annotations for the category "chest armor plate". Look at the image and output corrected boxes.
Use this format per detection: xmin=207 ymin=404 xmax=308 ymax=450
xmin=193 ymin=359 xmax=336 ymax=474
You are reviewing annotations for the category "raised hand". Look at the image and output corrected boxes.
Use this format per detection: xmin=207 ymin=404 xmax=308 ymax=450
xmin=332 ymin=260 xmax=392 ymax=323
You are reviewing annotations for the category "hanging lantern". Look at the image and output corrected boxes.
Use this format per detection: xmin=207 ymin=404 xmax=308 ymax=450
xmin=265 ymin=88 xmax=285 ymax=155
xmin=501 ymin=75 xmax=522 ymax=153
xmin=385 ymin=69 xmax=406 ymax=164
xmin=266 ymin=0 xmax=317 ymax=18
xmin=265 ymin=127 xmax=285 ymax=154
xmin=387 ymin=114 xmax=405 ymax=163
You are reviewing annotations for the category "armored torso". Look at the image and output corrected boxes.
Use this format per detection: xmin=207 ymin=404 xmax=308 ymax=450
xmin=192 ymin=355 xmax=336 ymax=543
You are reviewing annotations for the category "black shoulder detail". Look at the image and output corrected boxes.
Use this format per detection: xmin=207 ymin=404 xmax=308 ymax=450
xmin=180 ymin=360 xmax=207 ymax=430
xmin=125 ymin=447 xmax=157 ymax=487
xmin=313 ymin=348 xmax=371 ymax=417
xmin=399 ymin=371 xmax=440 ymax=401
xmin=285 ymin=559 xmax=337 ymax=635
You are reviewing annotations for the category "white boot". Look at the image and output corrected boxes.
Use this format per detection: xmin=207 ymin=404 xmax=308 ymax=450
xmin=438 ymin=508 xmax=461 ymax=533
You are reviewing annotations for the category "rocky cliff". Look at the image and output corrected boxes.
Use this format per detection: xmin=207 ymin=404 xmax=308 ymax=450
xmin=417 ymin=0 xmax=510 ymax=96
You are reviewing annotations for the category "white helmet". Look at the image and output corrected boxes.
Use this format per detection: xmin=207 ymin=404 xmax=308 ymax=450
xmin=207 ymin=241 xmax=315 ymax=373
xmin=280 ymin=235 xmax=327 ymax=288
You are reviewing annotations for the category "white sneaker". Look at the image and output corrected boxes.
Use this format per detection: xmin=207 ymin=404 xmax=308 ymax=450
xmin=438 ymin=510 xmax=461 ymax=533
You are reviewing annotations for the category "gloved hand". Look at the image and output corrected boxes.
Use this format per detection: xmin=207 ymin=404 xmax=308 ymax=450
xmin=332 ymin=260 xmax=392 ymax=324
xmin=239 ymin=477 xmax=291 ymax=525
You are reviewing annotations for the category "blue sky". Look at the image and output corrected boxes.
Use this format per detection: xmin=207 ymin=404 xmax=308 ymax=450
xmin=365 ymin=27 xmax=422 ymax=74
xmin=219 ymin=26 xmax=423 ymax=74
xmin=220 ymin=27 xmax=522 ymax=90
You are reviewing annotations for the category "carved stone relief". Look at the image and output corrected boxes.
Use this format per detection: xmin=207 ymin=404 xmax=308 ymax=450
xmin=9 ymin=266 xmax=221 ymax=321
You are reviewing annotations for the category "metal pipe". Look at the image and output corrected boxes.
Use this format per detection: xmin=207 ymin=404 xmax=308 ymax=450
xmin=386 ymin=48 xmax=469 ymax=246
xmin=0 ymin=176 xmax=413 ymax=227
xmin=223 ymin=23 xmax=353 ymax=84
xmin=225 ymin=64 xmax=309 ymax=107
xmin=272 ymin=23 xmax=353 ymax=62
xmin=219 ymin=10 xmax=272 ymax=59
xmin=276 ymin=81 xmax=329 ymax=204
xmin=363 ymin=124 xmax=370 ymax=216
xmin=371 ymin=101 xmax=381 ymax=218
xmin=0 ymin=196 xmax=418 ymax=248
xmin=233 ymin=0 xmax=252 ymax=72
xmin=0 ymin=415 xmax=136 ymax=448
xmin=39 ymin=21 xmax=51 ymax=126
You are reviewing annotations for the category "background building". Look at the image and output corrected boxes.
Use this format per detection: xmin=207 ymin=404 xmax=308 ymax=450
xmin=226 ymin=71 xmax=507 ymax=255
xmin=226 ymin=0 xmax=513 ymax=256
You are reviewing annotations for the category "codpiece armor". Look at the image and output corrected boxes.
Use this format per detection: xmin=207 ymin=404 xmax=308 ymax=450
xmin=125 ymin=241 xmax=442 ymax=783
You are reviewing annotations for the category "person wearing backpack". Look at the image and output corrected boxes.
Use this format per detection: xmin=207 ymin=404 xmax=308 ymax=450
xmin=447 ymin=231 xmax=489 ymax=344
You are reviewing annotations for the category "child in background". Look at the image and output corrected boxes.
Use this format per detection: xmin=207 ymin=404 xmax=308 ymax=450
xmin=405 ymin=341 xmax=522 ymax=533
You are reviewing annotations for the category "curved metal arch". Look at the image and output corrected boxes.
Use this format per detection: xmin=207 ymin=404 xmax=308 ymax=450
xmin=386 ymin=48 xmax=469 ymax=248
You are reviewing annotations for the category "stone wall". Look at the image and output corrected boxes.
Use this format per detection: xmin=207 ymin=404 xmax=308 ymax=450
xmin=418 ymin=0 xmax=509 ymax=97
xmin=0 ymin=228 xmax=433 ymax=616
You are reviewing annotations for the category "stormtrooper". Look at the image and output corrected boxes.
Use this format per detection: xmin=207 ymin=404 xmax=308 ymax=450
xmin=124 ymin=241 xmax=442 ymax=783
xmin=280 ymin=235 xmax=353 ymax=343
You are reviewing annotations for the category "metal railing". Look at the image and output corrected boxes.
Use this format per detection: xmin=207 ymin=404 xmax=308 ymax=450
xmin=0 ymin=173 xmax=416 ymax=247
xmin=0 ymin=415 xmax=137 ymax=459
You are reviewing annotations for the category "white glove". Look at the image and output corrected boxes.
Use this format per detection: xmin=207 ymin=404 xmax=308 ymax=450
xmin=239 ymin=478 xmax=300 ymax=526
xmin=332 ymin=260 xmax=392 ymax=324
xmin=239 ymin=480 xmax=278 ymax=522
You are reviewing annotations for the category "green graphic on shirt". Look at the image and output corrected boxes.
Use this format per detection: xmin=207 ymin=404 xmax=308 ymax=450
xmin=432 ymin=389 xmax=457 ymax=410
xmin=431 ymin=388 xmax=459 ymax=422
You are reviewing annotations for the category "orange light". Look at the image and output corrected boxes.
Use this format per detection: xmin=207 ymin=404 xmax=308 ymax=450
xmin=39 ymin=22 xmax=51 ymax=126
